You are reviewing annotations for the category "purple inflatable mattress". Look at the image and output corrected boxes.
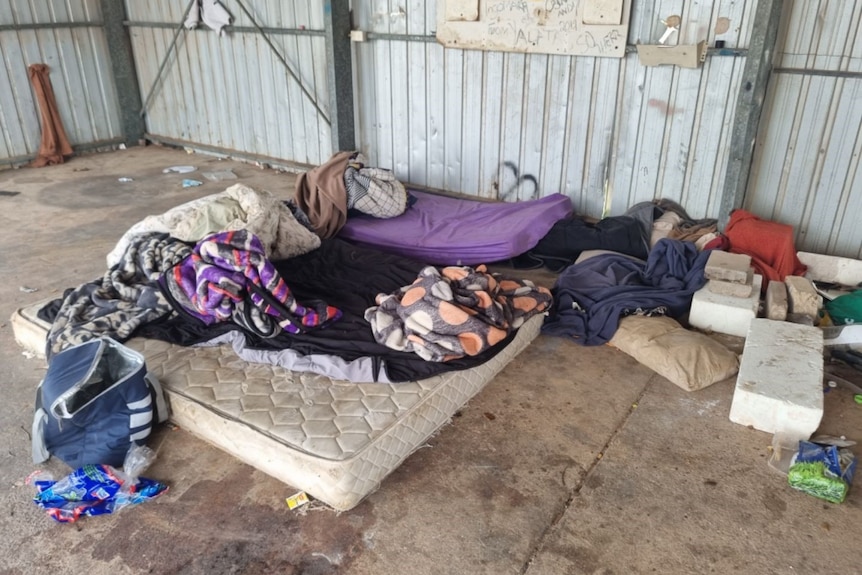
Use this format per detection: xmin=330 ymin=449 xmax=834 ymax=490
xmin=339 ymin=190 xmax=573 ymax=265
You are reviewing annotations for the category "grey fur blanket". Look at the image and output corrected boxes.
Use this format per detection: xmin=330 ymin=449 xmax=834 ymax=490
xmin=47 ymin=233 xmax=191 ymax=358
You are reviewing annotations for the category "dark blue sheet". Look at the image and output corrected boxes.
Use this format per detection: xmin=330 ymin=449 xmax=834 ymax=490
xmin=541 ymin=239 xmax=711 ymax=345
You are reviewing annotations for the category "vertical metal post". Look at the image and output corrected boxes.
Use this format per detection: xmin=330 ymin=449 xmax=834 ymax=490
xmin=99 ymin=0 xmax=145 ymax=145
xmin=324 ymin=1 xmax=355 ymax=153
xmin=718 ymin=0 xmax=784 ymax=226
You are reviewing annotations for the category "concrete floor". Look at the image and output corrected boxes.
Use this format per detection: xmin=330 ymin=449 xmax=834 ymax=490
xmin=0 ymin=147 xmax=860 ymax=575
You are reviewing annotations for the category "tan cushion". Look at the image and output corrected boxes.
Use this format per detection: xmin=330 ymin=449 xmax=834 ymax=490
xmin=610 ymin=315 xmax=739 ymax=391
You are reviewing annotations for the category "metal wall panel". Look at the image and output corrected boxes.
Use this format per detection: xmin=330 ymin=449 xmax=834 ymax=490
xmin=0 ymin=0 xmax=122 ymax=164
xmin=776 ymin=1 xmax=862 ymax=71
xmin=746 ymin=0 xmax=862 ymax=257
xmin=353 ymin=0 xmax=755 ymax=220
xmin=125 ymin=0 xmax=331 ymax=168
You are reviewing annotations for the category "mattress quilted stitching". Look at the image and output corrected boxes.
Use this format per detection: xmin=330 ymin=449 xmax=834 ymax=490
xmin=130 ymin=339 xmax=442 ymax=460
xmin=14 ymin=303 xmax=542 ymax=508
xmin=127 ymin=317 xmax=541 ymax=462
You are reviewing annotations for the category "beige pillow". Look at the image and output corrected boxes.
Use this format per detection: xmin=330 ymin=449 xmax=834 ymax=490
xmin=609 ymin=315 xmax=739 ymax=391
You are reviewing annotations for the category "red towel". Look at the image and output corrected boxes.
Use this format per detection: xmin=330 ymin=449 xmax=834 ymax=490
xmin=724 ymin=209 xmax=807 ymax=286
xmin=28 ymin=64 xmax=73 ymax=168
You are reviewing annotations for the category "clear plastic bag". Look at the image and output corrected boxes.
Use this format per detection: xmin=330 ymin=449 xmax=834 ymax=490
xmin=116 ymin=444 xmax=157 ymax=491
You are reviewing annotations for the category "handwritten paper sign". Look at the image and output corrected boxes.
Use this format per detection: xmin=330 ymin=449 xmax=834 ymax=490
xmin=437 ymin=0 xmax=631 ymax=58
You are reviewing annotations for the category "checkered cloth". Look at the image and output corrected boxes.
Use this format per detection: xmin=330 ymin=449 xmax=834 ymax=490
xmin=344 ymin=152 xmax=407 ymax=219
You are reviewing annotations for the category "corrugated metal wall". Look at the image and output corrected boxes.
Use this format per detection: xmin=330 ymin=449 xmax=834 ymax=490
xmin=4 ymin=1 xmax=856 ymax=258
xmin=0 ymin=0 xmax=123 ymax=165
xmin=353 ymin=0 xmax=756 ymax=219
xmin=125 ymin=0 xmax=332 ymax=168
xmin=747 ymin=1 xmax=862 ymax=258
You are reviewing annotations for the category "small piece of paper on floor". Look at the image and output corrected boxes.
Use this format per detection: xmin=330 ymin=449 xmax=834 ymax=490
xmin=202 ymin=169 xmax=237 ymax=182
xmin=286 ymin=491 xmax=309 ymax=510
xmin=163 ymin=165 xmax=196 ymax=174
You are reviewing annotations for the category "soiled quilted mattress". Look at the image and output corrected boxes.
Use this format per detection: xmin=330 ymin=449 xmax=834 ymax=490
xmin=12 ymin=303 xmax=543 ymax=511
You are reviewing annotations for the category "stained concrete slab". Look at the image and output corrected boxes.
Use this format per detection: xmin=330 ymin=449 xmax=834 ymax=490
xmin=0 ymin=147 xmax=860 ymax=575
xmin=525 ymin=378 xmax=862 ymax=575
xmin=347 ymin=340 xmax=652 ymax=575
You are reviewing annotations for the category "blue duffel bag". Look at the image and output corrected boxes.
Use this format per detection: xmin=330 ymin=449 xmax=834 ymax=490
xmin=32 ymin=337 xmax=169 ymax=468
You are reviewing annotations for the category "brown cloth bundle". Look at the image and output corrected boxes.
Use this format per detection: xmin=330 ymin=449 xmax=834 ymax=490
xmin=28 ymin=64 xmax=73 ymax=167
xmin=294 ymin=151 xmax=353 ymax=238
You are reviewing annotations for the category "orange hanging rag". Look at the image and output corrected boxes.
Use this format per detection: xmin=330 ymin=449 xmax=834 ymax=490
xmin=28 ymin=63 xmax=73 ymax=167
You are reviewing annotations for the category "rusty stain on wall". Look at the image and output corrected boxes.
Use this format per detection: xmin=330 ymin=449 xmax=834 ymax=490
xmin=647 ymin=98 xmax=683 ymax=116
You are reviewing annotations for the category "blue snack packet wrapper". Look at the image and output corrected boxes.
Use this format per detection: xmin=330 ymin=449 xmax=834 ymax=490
xmin=31 ymin=464 xmax=168 ymax=523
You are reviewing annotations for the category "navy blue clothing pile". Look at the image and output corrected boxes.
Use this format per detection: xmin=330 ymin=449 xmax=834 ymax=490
xmin=542 ymin=239 xmax=711 ymax=345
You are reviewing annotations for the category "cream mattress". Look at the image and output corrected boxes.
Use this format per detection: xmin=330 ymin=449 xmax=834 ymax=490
xmin=12 ymin=303 xmax=542 ymax=511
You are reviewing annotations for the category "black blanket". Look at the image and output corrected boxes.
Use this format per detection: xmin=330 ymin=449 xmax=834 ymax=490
xmin=39 ymin=239 xmax=517 ymax=383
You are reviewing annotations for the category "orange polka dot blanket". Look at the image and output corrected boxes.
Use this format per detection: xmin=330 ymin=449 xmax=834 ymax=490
xmin=365 ymin=265 xmax=552 ymax=362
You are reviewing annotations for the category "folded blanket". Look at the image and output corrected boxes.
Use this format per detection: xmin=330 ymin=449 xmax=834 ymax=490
xmin=366 ymin=265 xmax=551 ymax=362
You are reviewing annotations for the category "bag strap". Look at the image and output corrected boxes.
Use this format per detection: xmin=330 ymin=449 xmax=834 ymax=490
xmin=31 ymin=386 xmax=49 ymax=464
xmin=144 ymin=372 xmax=170 ymax=424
